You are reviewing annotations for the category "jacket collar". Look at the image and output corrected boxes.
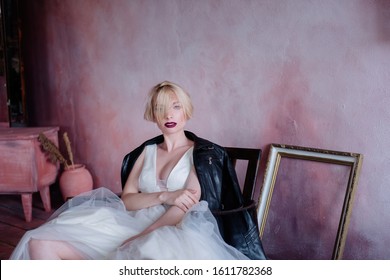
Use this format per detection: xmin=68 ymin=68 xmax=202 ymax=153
xmin=185 ymin=131 xmax=215 ymax=151
xmin=142 ymin=131 xmax=214 ymax=151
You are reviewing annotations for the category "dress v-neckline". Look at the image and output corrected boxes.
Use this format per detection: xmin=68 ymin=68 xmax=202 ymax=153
xmin=153 ymin=144 xmax=193 ymax=190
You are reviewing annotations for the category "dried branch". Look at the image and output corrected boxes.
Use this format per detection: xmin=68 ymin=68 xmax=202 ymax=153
xmin=38 ymin=133 xmax=69 ymax=168
xmin=63 ymin=132 xmax=74 ymax=167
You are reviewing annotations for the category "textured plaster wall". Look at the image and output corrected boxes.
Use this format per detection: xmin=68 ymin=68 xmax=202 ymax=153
xmin=20 ymin=0 xmax=390 ymax=259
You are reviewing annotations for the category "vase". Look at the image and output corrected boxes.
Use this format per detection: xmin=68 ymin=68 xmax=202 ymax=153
xmin=59 ymin=164 xmax=93 ymax=201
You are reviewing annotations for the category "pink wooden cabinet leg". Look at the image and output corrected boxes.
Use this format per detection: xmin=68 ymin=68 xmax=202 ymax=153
xmin=21 ymin=193 xmax=32 ymax=222
xmin=39 ymin=185 xmax=52 ymax=212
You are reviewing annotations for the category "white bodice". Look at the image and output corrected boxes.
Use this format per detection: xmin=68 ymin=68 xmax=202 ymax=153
xmin=138 ymin=144 xmax=194 ymax=193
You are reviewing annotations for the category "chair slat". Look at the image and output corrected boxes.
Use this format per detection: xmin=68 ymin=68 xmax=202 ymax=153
xmin=224 ymin=147 xmax=262 ymax=204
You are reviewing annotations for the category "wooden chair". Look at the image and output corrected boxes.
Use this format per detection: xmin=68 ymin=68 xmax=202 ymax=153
xmin=213 ymin=146 xmax=262 ymax=228
xmin=221 ymin=146 xmax=267 ymax=259
xmin=224 ymin=147 xmax=262 ymax=205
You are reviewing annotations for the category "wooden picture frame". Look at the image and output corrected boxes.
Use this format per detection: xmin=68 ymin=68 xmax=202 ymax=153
xmin=257 ymin=143 xmax=363 ymax=259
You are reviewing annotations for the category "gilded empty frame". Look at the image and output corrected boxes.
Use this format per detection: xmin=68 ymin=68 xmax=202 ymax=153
xmin=257 ymin=144 xmax=363 ymax=259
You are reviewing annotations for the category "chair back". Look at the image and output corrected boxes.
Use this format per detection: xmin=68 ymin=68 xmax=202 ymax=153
xmin=224 ymin=147 xmax=262 ymax=203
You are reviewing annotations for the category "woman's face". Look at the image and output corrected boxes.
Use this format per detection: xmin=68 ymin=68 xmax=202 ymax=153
xmin=155 ymin=94 xmax=187 ymax=135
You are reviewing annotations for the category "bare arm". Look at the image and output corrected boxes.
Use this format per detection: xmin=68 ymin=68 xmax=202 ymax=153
xmin=121 ymin=167 xmax=201 ymax=244
xmin=146 ymin=166 xmax=201 ymax=228
xmin=120 ymin=150 xmax=160 ymax=209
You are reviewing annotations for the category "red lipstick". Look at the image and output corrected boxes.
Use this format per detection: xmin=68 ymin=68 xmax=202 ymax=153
xmin=165 ymin=122 xmax=177 ymax=128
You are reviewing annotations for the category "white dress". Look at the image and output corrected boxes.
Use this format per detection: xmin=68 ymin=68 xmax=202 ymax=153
xmin=10 ymin=144 xmax=249 ymax=260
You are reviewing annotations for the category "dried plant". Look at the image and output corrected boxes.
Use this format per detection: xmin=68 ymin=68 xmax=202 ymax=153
xmin=63 ymin=132 xmax=74 ymax=166
xmin=38 ymin=132 xmax=75 ymax=169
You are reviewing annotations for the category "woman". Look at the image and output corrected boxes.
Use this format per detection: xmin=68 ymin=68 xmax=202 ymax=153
xmin=10 ymin=81 xmax=266 ymax=260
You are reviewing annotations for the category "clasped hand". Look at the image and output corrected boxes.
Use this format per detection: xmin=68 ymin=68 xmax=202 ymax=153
xmin=120 ymin=189 xmax=199 ymax=246
xmin=159 ymin=188 xmax=198 ymax=212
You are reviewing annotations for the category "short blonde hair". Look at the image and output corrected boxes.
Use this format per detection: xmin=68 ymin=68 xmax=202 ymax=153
xmin=144 ymin=81 xmax=193 ymax=122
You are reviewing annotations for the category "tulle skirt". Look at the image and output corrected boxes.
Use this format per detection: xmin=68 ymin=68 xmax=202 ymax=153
xmin=10 ymin=187 xmax=248 ymax=260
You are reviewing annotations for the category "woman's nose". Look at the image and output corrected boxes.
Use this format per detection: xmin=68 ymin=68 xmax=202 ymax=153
xmin=165 ymin=109 xmax=173 ymax=119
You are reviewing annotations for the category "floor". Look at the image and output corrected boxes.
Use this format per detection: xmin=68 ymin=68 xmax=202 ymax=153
xmin=0 ymin=186 xmax=63 ymax=259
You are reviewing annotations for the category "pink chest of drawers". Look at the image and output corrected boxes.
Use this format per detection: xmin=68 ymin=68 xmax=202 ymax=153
xmin=0 ymin=127 xmax=59 ymax=221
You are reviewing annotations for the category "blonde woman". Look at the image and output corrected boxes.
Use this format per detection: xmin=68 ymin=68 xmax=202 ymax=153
xmin=11 ymin=81 xmax=266 ymax=260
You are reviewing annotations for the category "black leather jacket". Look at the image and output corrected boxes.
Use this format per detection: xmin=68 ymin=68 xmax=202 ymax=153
xmin=121 ymin=131 xmax=267 ymax=259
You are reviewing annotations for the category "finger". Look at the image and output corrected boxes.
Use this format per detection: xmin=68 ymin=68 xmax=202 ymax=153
xmin=184 ymin=192 xmax=198 ymax=204
xmin=181 ymin=196 xmax=195 ymax=210
xmin=175 ymin=200 xmax=187 ymax=212
xmin=181 ymin=189 xmax=196 ymax=200
xmin=177 ymin=204 xmax=187 ymax=213
xmin=182 ymin=198 xmax=196 ymax=210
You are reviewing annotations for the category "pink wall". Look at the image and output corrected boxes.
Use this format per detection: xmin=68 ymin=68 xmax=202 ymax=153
xmin=20 ymin=0 xmax=390 ymax=259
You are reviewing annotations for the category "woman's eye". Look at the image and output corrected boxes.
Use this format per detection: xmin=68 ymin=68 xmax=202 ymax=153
xmin=173 ymin=105 xmax=182 ymax=110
